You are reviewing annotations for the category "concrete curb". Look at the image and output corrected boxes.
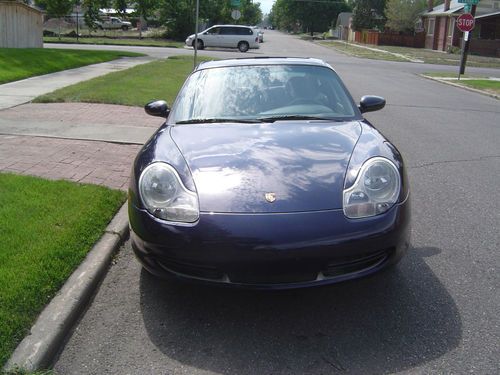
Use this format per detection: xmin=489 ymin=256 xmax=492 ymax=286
xmin=3 ymin=202 xmax=130 ymax=373
xmin=421 ymin=75 xmax=500 ymax=100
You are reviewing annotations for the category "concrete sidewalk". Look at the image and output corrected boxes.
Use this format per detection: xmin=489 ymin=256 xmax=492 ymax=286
xmin=0 ymin=56 xmax=153 ymax=110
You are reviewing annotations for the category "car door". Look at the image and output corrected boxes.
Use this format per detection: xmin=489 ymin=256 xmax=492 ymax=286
xmin=202 ymin=27 xmax=221 ymax=47
xmin=215 ymin=27 xmax=229 ymax=47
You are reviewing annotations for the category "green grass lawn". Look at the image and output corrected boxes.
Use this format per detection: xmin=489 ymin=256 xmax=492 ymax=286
xmin=35 ymin=55 xmax=215 ymax=107
xmin=449 ymin=79 xmax=500 ymax=95
xmin=0 ymin=48 xmax=143 ymax=85
xmin=422 ymin=72 xmax=486 ymax=78
xmin=0 ymin=173 xmax=125 ymax=368
xmin=44 ymin=36 xmax=184 ymax=49
xmin=422 ymin=72 xmax=500 ymax=96
xmin=319 ymin=41 xmax=408 ymax=62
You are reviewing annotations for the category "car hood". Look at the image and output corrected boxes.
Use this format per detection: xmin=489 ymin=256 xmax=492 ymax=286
xmin=170 ymin=121 xmax=362 ymax=213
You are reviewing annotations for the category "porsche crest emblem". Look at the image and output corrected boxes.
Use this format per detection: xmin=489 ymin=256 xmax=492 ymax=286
xmin=265 ymin=192 xmax=276 ymax=203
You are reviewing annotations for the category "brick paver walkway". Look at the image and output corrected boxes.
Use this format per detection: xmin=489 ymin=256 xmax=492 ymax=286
xmin=0 ymin=103 xmax=162 ymax=190
xmin=0 ymin=135 xmax=140 ymax=190
xmin=0 ymin=103 xmax=161 ymax=128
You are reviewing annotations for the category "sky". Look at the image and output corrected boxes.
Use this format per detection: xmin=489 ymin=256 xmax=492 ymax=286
xmin=258 ymin=0 xmax=275 ymax=14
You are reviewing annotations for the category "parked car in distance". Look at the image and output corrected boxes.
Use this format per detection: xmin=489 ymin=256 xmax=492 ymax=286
xmin=129 ymin=57 xmax=411 ymax=289
xmin=252 ymin=26 xmax=264 ymax=42
xmin=94 ymin=16 xmax=132 ymax=30
xmin=185 ymin=25 xmax=260 ymax=52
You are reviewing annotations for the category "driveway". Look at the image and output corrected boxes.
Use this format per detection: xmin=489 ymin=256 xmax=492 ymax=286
xmin=41 ymin=31 xmax=500 ymax=373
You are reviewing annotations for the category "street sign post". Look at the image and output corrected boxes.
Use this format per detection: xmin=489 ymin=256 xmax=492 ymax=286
xmin=458 ymin=5 xmax=477 ymax=77
xmin=231 ymin=9 xmax=241 ymax=20
xmin=456 ymin=13 xmax=475 ymax=32
xmin=193 ymin=0 xmax=200 ymax=68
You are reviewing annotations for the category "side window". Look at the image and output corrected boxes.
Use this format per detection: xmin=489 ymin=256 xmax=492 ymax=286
xmin=207 ymin=27 xmax=220 ymax=35
xmin=427 ymin=18 xmax=435 ymax=36
xmin=220 ymin=27 xmax=236 ymax=35
xmin=234 ymin=27 xmax=251 ymax=35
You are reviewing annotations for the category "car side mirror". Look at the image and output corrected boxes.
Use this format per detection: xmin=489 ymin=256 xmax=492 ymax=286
xmin=359 ymin=95 xmax=386 ymax=114
xmin=145 ymin=100 xmax=169 ymax=118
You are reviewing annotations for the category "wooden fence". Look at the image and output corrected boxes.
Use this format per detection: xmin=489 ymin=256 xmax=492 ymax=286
xmin=353 ymin=30 xmax=425 ymax=48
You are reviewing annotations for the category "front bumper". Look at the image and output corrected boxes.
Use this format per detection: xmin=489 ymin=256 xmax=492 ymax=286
xmin=129 ymin=198 xmax=410 ymax=289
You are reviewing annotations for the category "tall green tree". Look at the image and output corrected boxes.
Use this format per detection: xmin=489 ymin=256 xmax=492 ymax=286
xmin=161 ymin=0 xmax=196 ymax=40
xmin=82 ymin=0 xmax=100 ymax=32
xmin=385 ymin=0 xmax=426 ymax=33
xmin=136 ymin=0 xmax=160 ymax=38
xmin=351 ymin=0 xmax=386 ymax=31
xmin=40 ymin=0 xmax=75 ymax=39
xmin=161 ymin=0 xmax=263 ymax=41
xmin=114 ymin=0 xmax=128 ymax=17
xmin=271 ymin=0 xmax=350 ymax=35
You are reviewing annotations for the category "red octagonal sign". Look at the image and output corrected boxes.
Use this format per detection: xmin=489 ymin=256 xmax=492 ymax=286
xmin=457 ymin=13 xmax=475 ymax=32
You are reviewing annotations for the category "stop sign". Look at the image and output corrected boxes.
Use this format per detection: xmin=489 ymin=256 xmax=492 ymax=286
xmin=457 ymin=14 xmax=475 ymax=32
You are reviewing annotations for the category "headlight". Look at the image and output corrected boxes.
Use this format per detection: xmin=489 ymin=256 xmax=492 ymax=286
xmin=343 ymin=157 xmax=400 ymax=219
xmin=139 ymin=162 xmax=199 ymax=223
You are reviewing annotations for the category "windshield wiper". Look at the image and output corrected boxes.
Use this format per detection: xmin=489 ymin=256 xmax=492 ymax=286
xmin=257 ymin=115 xmax=340 ymax=123
xmin=176 ymin=118 xmax=261 ymax=124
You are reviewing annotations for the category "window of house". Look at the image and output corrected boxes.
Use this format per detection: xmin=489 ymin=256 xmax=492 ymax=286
xmin=427 ymin=18 xmax=435 ymax=36
xmin=448 ymin=18 xmax=454 ymax=37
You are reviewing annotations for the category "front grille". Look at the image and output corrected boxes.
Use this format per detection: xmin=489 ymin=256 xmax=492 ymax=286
xmin=157 ymin=258 xmax=224 ymax=280
xmin=322 ymin=248 xmax=393 ymax=278
xmin=228 ymin=269 xmax=317 ymax=284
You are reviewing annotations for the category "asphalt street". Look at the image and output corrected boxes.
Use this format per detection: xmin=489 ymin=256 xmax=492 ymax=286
xmin=53 ymin=32 xmax=499 ymax=374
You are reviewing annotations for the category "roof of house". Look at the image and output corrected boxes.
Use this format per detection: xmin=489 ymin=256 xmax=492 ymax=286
xmin=423 ymin=0 xmax=500 ymax=17
xmin=336 ymin=12 xmax=352 ymax=27
xmin=422 ymin=0 xmax=464 ymax=16
xmin=476 ymin=10 xmax=500 ymax=19
xmin=0 ymin=0 xmax=43 ymax=13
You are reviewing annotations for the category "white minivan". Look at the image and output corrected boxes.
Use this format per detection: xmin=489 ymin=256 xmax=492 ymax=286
xmin=185 ymin=25 xmax=260 ymax=52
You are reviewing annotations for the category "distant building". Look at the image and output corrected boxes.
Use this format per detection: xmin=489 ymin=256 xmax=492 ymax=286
xmin=334 ymin=12 xmax=353 ymax=41
xmin=0 ymin=0 xmax=43 ymax=48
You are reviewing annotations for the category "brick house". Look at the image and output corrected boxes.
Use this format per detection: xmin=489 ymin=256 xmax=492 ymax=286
xmin=422 ymin=0 xmax=500 ymax=56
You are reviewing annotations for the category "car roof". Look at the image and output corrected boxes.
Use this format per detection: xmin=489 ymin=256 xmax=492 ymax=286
xmin=195 ymin=57 xmax=333 ymax=72
xmin=210 ymin=24 xmax=252 ymax=28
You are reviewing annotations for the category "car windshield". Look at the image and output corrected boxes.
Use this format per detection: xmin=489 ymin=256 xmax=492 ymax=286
xmin=169 ymin=64 xmax=359 ymax=124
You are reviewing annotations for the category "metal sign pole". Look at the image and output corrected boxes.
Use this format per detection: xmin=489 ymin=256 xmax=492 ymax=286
xmin=194 ymin=0 xmax=200 ymax=69
xmin=458 ymin=4 xmax=477 ymax=76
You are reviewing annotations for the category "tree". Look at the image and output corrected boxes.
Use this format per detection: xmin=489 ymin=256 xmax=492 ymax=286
xmin=136 ymin=0 xmax=160 ymax=38
xmin=82 ymin=0 xmax=100 ymax=32
xmin=161 ymin=0 xmax=263 ymax=41
xmin=240 ymin=0 xmax=263 ymax=25
xmin=114 ymin=0 xmax=128 ymax=17
xmin=385 ymin=0 xmax=426 ymax=33
xmin=161 ymin=0 xmax=196 ymax=41
xmin=351 ymin=0 xmax=386 ymax=31
xmin=271 ymin=0 xmax=350 ymax=35
xmin=41 ymin=0 xmax=75 ymax=39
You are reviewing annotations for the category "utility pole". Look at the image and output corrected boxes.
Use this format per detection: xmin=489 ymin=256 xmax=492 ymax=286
xmin=193 ymin=0 xmax=200 ymax=69
xmin=76 ymin=1 xmax=80 ymax=43
xmin=459 ymin=4 xmax=477 ymax=75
